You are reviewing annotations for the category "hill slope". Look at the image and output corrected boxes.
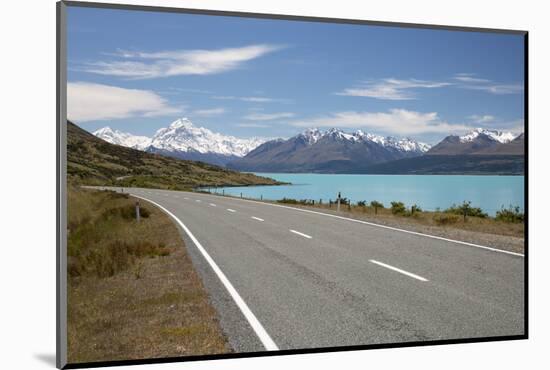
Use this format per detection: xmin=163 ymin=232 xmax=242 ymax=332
xmin=67 ymin=121 xmax=281 ymax=189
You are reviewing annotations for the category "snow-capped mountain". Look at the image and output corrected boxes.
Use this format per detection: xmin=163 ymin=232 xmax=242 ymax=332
xmin=227 ymin=127 xmax=431 ymax=173
xmin=93 ymin=127 xmax=151 ymax=150
xmin=149 ymin=118 xmax=265 ymax=157
xmin=428 ymin=128 xmax=523 ymax=155
xmin=93 ymin=118 xmax=267 ymax=167
xmin=297 ymin=128 xmax=431 ymax=153
xmin=459 ymin=128 xmax=518 ymax=144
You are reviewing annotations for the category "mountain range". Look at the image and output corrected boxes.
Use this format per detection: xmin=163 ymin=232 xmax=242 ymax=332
xmin=93 ymin=118 xmax=524 ymax=175
xmin=227 ymin=128 xmax=431 ymax=173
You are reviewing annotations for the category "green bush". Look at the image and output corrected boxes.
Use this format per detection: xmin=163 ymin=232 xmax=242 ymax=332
xmin=495 ymin=206 xmax=524 ymax=223
xmin=277 ymin=198 xmax=313 ymax=205
xmin=357 ymin=200 xmax=367 ymax=207
xmin=444 ymin=201 xmax=488 ymax=219
xmin=370 ymin=201 xmax=384 ymax=209
xmin=391 ymin=201 xmax=406 ymax=215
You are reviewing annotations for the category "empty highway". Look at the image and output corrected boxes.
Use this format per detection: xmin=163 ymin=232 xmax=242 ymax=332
xmin=100 ymin=187 xmax=525 ymax=352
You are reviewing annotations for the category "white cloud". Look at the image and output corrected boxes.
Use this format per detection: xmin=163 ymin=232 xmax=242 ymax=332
xmin=78 ymin=44 xmax=283 ymax=79
xmin=335 ymin=78 xmax=451 ymax=100
xmin=192 ymin=107 xmax=226 ymax=117
xmin=236 ymin=123 xmax=270 ymax=128
xmin=453 ymin=74 xmax=523 ymax=94
xmin=213 ymin=95 xmax=288 ymax=103
xmin=244 ymin=112 xmax=295 ymax=121
xmin=67 ymin=82 xmax=182 ymax=122
xmin=468 ymin=114 xmax=496 ymax=124
xmin=289 ymin=109 xmax=474 ymax=136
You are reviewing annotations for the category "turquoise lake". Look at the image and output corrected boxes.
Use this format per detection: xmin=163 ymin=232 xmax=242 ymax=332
xmin=214 ymin=173 xmax=525 ymax=216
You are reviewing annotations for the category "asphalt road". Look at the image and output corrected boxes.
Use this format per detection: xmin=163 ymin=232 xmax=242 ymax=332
xmin=102 ymin=187 xmax=525 ymax=352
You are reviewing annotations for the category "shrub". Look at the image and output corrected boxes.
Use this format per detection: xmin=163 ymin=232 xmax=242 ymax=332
xmin=277 ymin=198 xmax=313 ymax=205
xmin=444 ymin=201 xmax=488 ymax=219
xmin=495 ymin=205 xmax=524 ymax=223
xmin=357 ymin=200 xmax=367 ymax=207
xmin=410 ymin=204 xmax=422 ymax=214
xmin=433 ymin=213 xmax=460 ymax=225
xmin=391 ymin=201 xmax=406 ymax=215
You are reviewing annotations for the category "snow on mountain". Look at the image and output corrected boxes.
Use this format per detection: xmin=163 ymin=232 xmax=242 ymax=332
xmin=298 ymin=127 xmax=431 ymax=153
xmin=149 ymin=118 xmax=266 ymax=157
xmin=93 ymin=127 xmax=151 ymax=150
xmin=459 ymin=128 xmax=518 ymax=144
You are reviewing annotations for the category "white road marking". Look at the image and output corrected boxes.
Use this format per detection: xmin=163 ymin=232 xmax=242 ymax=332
xmin=289 ymin=229 xmax=312 ymax=239
xmin=131 ymin=194 xmax=278 ymax=351
xmin=369 ymin=260 xmax=429 ymax=282
xmin=227 ymin=209 xmax=237 ymax=213
xmin=196 ymin=199 xmax=201 ymax=203
xmin=210 ymin=203 xmax=217 ymax=207
xmin=184 ymin=197 xmax=189 ymax=200
xmin=189 ymin=192 xmax=523 ymax=258
xmin=251 ymin=216 xmax=264 ymax=222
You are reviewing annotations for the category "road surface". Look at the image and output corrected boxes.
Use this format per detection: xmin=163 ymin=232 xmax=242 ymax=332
xmin=103 ymin=187 xmax=525 ymax=352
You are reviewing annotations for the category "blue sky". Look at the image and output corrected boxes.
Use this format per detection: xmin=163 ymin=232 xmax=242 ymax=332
xmin=67 ymin=6 xmax=525 ymax=144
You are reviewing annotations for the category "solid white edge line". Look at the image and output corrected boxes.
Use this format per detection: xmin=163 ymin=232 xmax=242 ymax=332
xmin=289 ymin=229 xmax=312 ymax=239
xmin=251 ymin=216 xmax=264 ymax=222
xmin=369 ymin=259 xmax=429 ymax=282
xmin=185 ymin=192 xmax=524 ymax=258
xmin=131 ymin=194 xmax=279 ymax=351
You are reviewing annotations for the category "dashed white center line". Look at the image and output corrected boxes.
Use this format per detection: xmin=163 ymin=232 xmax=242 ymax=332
xmin=369 ymin=260 xmax=429 ymax=282
xmin=210 ymin=203 xmax=217 ymax=207
xmin=184 ymin=197 xmax=189 ymax=200
xmin=196 ymin=199 xmax=202 ymax=203
xmin=251 ymin=216 xmax=264 ymax=222
xmin=227 ymin=209 xmax=237 ymax=213
xmin=289 ymin=229 xmax=312 ymax=239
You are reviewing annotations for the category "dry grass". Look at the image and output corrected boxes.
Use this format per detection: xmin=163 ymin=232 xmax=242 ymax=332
xmin=262 ymin=199 xmax=525 ymax=253
xmin=277 ymin=202 xmax=524 ymax=238
xmin=67 ymin=187 xmax=230 ymax=364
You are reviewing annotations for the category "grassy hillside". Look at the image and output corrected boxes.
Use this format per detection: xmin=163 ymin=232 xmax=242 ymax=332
xmin=67 ymin=121 xmax=281 ymax=189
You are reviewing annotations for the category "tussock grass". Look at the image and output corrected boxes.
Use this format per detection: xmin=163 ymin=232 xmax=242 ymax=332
xmin=67 ymin=187 xmax=230 ymax=363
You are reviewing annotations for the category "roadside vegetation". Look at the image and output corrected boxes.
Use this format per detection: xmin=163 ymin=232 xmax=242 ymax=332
xmin=67 ymin=187 xmax=230 ymax=363
xmin=271 ymin=196 xmax=524 ymax=239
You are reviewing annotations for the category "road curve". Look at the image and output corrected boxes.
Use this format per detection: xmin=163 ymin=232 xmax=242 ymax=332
xmin=103 ymin=187 xmax=525 ymax=351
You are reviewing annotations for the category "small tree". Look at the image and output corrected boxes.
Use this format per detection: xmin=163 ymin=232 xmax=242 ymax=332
xmin=370 ymin=200 xmax=384 ymax=215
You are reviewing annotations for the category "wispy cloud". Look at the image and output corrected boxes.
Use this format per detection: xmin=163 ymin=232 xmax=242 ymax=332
xmin=453 ymin=73 xmax=523 ymax=94
xmin=213 ymin=95 xmax=289 ymax=103
xmin=67 ymin=82 xmax=182 ymax=122
xmin=289 ymin=109 xmax=474 ymax=136
xmin=236 ymin=123 xmax=270 ymax=128
xmin=191 ymin=107 xmax=226 ymax=117
xmin=335 ymin=78 xmax=451 ymax=100
xmin=468 ymin=114 xmax=495 ymax=124
xmin=76 ymin=44 xmax=284 ymax=79
xmin=244 ymin=112 xmax=295 ymax=121
xmin=337 ymin=74 xmax=523 ymax=100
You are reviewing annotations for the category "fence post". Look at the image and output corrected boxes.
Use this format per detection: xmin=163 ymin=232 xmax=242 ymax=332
xmin=222 ymin=189 xmax=225 ymax=196
xmin=135 ymin=200 xmax=141 ymax=223
xmin=240 ymin=192 xmax=242 ymax=198
xmin=261 ymin=195 xmax=263 ymax=201
xmin=337 ymin=192 xmax=341 ymax=212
